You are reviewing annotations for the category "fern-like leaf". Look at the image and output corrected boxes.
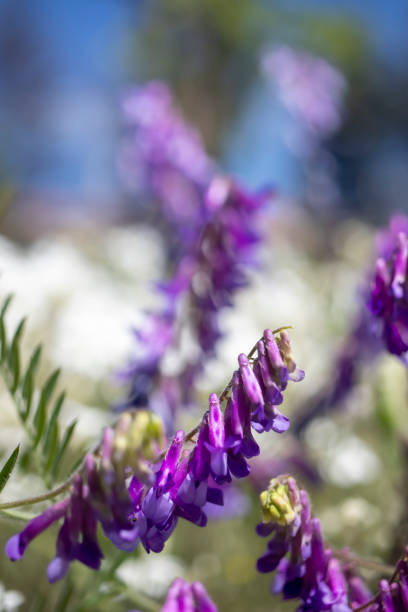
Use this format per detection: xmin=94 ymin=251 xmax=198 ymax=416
xmin=8 ymin=317 xmax=26 ymax=394
xmin=21 ymin=344 xmax=42 ymax=421
xmin=0 ymin=294 xmax=78 ymax=487
xmin=0 ymin=445 xmax=20 ymax=493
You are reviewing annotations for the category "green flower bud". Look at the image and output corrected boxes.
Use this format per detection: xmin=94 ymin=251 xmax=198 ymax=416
xmin=108 ymin=410 xmax=165 ymax=484
xmin=260 ymin=477 xmax=298 ymax=527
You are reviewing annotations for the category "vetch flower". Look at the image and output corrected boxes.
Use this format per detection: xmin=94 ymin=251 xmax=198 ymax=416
xmin=368 ymin=218 xmax=408 ymax=359
xmin=255 ymin=475 xmax=355 ymax=611
xmin=5 ymin=330 xmax=303 ymax=581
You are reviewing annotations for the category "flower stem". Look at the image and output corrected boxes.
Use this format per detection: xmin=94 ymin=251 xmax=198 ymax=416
xmin=0 ymin=475 xmax=74 ymax=509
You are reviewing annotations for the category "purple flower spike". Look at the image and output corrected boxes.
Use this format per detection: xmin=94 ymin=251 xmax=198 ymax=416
xmin=5 ymin=497 xmax=70 ymax=561
xmin=161 ymin=578 xmax=218 ymax=611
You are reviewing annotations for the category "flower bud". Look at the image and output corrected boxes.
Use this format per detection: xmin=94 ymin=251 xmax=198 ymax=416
xmin=260 ymin=477 xmax=300 ymax=527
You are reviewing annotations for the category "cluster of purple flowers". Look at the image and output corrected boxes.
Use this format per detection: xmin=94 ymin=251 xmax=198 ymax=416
xmin=160 ymin=578 xmax=217 ymax=612
xmin=292 ymin=218 xmax=408 ymax=437
xmin=256 ymin=475 xmax=366 ymax=611
xmin=120 ymin=80 xmax=214 ymax=250
xmin=5 ymin=329 xmax=303 ymax=582
xmin=122 ymin=175 xmax=269 ymax=423
xmin=118 ymin=81 xmax=271 ymax=425
xmin=368 ymin=215 xmax=408 ymax=360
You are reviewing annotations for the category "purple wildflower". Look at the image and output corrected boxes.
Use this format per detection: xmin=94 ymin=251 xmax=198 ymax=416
xmin=120 ymin=175 xmax=270 ymax=425
xmin=5 ymin=330 xmax=303 ymax=581
xmin=368 ymin=217 xmax=408 ymax=359
xmin=256 ymin=475 xmax=356 ymax=611
xmin=161 ymin=578 xmax=218 ymax=612
xmin=120 ymin=81 xmax=214 ymax=250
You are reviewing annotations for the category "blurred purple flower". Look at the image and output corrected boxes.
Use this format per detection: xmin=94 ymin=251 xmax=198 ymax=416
xmin=120 ymin=175 xmax=270 ymax=424
xmin=120 ymin=81 xmax=214 ymax=250
xmin=262 ymin=46 xmax=346 ymax=140
xmin=368 ymin=216 xmax=408 ymax=359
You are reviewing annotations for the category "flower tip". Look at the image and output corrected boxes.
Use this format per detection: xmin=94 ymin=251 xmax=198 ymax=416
xmin=5 ymin=534 xmax=22 ymax=561
xmin=237 ymin=353 xmax=249 ymax=366
xmin=47 ymin=556 xmax=69 ymax=583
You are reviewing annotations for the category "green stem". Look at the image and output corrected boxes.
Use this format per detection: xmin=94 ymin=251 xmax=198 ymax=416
xmin=0 ymin=507 xmax=37 ymax=520
xmin=0 ymin=475 xmax=74 ymax=509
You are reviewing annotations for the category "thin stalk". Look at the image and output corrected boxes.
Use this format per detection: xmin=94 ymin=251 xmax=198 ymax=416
xmin=0 ymin=475 xmax=74 ymax=509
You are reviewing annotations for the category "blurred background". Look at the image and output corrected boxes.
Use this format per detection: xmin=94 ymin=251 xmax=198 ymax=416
xmin=0 ymin=1 xmax=408 ymax=611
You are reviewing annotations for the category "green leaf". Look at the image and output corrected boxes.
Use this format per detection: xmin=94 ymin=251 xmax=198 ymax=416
xmin=0 ymin=445 xmax=20 ymax=493
xmin=43 ymin=421 xmax=59 ymax=476
xmin=21 ymin=345 xmax=42 ymax=421
xmin=8 ymin=317 xmax=26 ymax=394
xmin=32 ymin=368 xmax=61 ymax=448
xmin=51 ymin=419 xmax=77 ymax=479
xmin=0 ymin=294 xmax=13 ymax=364
xmin=42 ymin=391 xmax=65 ymax=454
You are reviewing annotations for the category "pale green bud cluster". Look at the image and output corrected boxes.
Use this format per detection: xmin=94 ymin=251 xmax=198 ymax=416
xmin=112 ymin=410 xmax=165 ymax=483
xmin=260 ymin=476 xmax=299 ymax=527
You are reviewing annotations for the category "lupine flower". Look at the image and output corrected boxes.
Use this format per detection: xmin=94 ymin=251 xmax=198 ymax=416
xmin=256 ymin=475 xmax=356 ymax=611
xmin=5 ymin=331 xmax=303 ymax=581
xmin=161 ymin=578 xmax=217 ymax=611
